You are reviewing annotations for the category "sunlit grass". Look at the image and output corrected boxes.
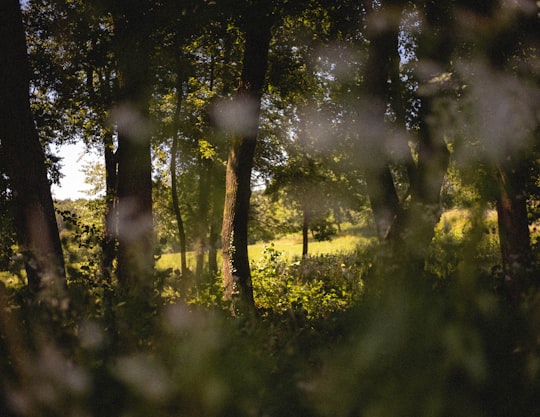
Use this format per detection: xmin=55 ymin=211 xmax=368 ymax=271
xmin=156 ymin=222 xmax=376 ymax=272
xmin=249 ymin=232 xmax=374 ymax=260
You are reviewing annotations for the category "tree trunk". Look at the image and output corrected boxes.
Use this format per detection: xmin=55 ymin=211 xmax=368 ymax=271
xmin=406 ymin=112 xmax=450 ymax=269
xmin=208 ymin=160 xmax=224 ymax=277
xmin=101 ymin=130 xmax=117 ymax=282
xmin=302 ymin=202 xmax=310 ymax=258
xmin=0 ymin=0 xmax=66 ymax=300
xmin=402 ymin=1 xmax=453 ymax=266
xmin=480 ymin=3 xmax=537 ymax=303
xmin=362 ymin=2 xmax=452 ymax=275
xmin=365 ymin=166 xmax=401 ymax=241
xmin=171 ymin=136 xmax=188 ymax=277
xmin=221 ymin=6 xmax=274 ymax=313
xmin=116 ymin=127 xmax=154 ymax=293
xmin=195 ymin=161 xmax=210 ymax=280
xmin=362 ymin=5 xmax=402 ymax=242
xmin=112 ymin=6 xmax=154 ymax=297
xmin=222 ymin=132 xmax=258 ymax=311
xmin=170 ymin=66 xmax=188 ymax=280
xmin=208 ymin=222 xmax=219 ymax=275
xmin=495 ymin=164 xmax=532 ymax=302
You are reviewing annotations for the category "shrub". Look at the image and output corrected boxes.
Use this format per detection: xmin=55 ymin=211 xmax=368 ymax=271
xmin=427 ymin=209 xmax=501 ymax=281
xmin=251 ymin=244 xmax=367 ymax=319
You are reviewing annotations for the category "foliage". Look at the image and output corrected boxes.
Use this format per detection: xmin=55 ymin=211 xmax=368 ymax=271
xmin=0 ymin=197 xmax=19 ymax=277
xmin=252 ymin=244 xmax=367 ymax=319
xmin=426 ymin=208 xmax=501 ymax=281
xmin=2 ymin=245 xmax=540 ymax=417
xmin=306 ymin=278 xmax=540 ymax=417
xmin=55 ymin=199 xmax=104 ymax=275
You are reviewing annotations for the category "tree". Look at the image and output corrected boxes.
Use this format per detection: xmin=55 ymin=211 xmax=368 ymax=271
xmin=282 ymin=1 xmax=470 ymax=279
xmin=455 ymin=1 xmax=539 ymax=301
xmin=0 ymin=0 xmax=66 ymax=300
xmin=111 ymin=1 xmax=156 ymax=297
xmin=495 ymin=163 xmax=533 ymax=298
xmin=150 ymin=7 xmax=236 ymax=290
xmin=221 ymin=1 xmax=276 ymax=313
xmin=258 ymin=3 xmax=371 ymax=257
xmin=266 ymin=127 xmax=348 ymax=258
xmin=170 ymin=121 xmax=189 ymax=279
xmin=23 ymin=0 xmax=120 ymax=283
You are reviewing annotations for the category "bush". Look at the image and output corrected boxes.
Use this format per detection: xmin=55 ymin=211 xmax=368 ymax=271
xmin=427 ymin=209 xmax=501 ymax=281
xmin=251 ymin=244 xmax=367 ymax=319
xmin=2 ymin=236 xmax=539 ymax=417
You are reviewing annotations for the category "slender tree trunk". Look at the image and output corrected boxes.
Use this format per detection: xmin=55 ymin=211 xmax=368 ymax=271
xmin=222 ymin=131 xmax=258 ymax=311
xmin=208 ymin=222 xmax=219 ymax=275
xmin=221 ymin=6 xmax=274 ymax=313
xmin=208 ymin=161 xmax=224 ymax=277
xmin=302 ymin=203 xmax=310 ymax=258
xmin=202 ymin=49 xmax=225 ymax=281
xmin=0 ymin=0 xmax=66 ymax=300
xmin=195 ymin=161 xmax=210 ymax=280
xmin=116 ymin=126 xmax=154 ymax=293
xmin=101 ymin=130 xmax=117 ymax=282
xmin=365 ymin=166 xmax=401 ymax=241
xmin=170 ymin=66 xmax=188 ymax=279
xmin=171 ymin=136 xmax=188 ymax=277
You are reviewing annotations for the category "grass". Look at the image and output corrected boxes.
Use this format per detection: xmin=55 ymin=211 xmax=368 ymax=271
xmin=0 ymin=224 xmax=372 ymax=285
xmin=156 ymin=222 xmax=376 ymax=272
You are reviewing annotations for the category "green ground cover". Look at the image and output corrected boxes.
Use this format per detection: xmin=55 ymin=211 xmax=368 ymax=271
xmin=156 ymin=223 xmax=376 ymax=272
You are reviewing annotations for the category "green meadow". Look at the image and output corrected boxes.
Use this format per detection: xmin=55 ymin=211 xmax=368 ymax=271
xmin=156 ymin=223 xmax=376 ymax=272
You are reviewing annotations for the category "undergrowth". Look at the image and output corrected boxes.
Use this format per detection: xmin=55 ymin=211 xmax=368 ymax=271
xmin=1 ymin=219 xmax=540 ymax=417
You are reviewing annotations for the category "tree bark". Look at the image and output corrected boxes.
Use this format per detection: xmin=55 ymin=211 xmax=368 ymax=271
xmin=101 ymin=130 xmax=118 ymax=282
xmin=222 ymin=126 xmax=258 ymax=311
xmin=171 ymin=136 xmax=188 ymax=278
xmin=362 ymin=5 xmax=402 ymax=242
xmin=0 ymin=0 xmax=66 ymax=300
xmin=208 ymin=223 xmax=219 ymax=275
xmin=208 ymin=159 xmax=224 ymax=277
xmin=406 ymin=110 xmax=450 ymax=268
xmin=221 ymin=5 xmax=274 ymax=313
xmin=302 ymin=202 xmax=310 ymax=258
xmin=481 ymin=3 xmax=538 ymax=302
xmin=170 ymin=66 xmax=188 ymax=279
xmin=112 ymin=5 xmax=155 ymax=296
xmin=195 ymin=161 xmax=211 ymax=280
xmin=496 ymin=164 xmax=532 ymax=302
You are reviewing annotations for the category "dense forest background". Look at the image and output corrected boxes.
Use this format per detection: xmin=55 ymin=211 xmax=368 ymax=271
xmin=1 ymin=0 xmax=539 ymax=416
